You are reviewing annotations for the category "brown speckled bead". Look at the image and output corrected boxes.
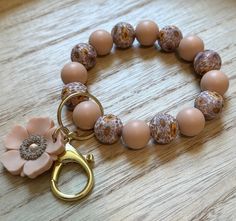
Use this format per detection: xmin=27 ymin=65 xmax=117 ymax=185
xmin=193 ymin=50 xmax=221 ymax=76
xmin=71 ymin=43 xmax=97 ymax=70
xmin=94 ymin=114 xmax=123 ymax=144
xmin=158 ymin=25 xmax=183 ymax=52
xmin=61 ymin=82 xmax=88 ymax=110
xmin=111 ymin=22 xmax=135 ymax=49
xmin=194 ymin=91 xmax=224 ymax=120
xmin=149 ymin=113 xmax=179 ymax=144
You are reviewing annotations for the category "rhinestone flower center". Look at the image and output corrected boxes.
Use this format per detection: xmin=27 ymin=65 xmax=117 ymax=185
xmin=19 ymin=135 xmax=47 ymax=160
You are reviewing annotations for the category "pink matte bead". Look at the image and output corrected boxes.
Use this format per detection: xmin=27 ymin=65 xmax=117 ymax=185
xmin=176 ymin=108 xmax=205 ymax=137
xmin=135 ymin=20 xmax=159 ymax=46
xmin=72 ymin=101 xmax=102 ymax=130
xmin=61 ymin=62 xmax=88 ymax=84
xmin=200 ymin=70 xmax=229 ymax=96
xmin=178 ymin=35 xmax=204 ymax=61
xmin=89 ymin=30 xmax=113 ymax=56
xmin=122 ymin=120 xmax=150 ymax=149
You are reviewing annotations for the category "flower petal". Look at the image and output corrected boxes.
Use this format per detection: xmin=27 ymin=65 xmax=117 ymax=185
xmin=26 ymin=117 xmax=54 ymax=136
xmin=45 ymin=127 xmax=65 ymax=156
xmin=23 ymin=152 xmax=53 ymax=178
xmin=0 ymin=150 xmax=26 ymax=175
xmin=4 ymin=125 xmax=28 ymax=150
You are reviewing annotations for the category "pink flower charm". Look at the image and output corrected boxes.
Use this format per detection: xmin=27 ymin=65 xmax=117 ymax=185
xmin=0 ymin=117 xmax=65 ymax=178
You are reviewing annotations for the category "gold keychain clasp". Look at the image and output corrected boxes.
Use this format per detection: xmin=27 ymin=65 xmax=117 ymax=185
xmin=51 ymin=140 xmax=94 ymax=201
xmin=50 ymin=92 xmax=104 ymax=201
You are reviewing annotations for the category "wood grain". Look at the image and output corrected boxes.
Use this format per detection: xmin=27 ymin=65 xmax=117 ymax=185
xmin=0 ymin=0 xmax=236 ymax=220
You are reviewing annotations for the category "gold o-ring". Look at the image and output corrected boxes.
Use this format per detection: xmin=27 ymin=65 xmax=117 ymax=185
xmin=57 ymin=91 xmax=104 ymax=141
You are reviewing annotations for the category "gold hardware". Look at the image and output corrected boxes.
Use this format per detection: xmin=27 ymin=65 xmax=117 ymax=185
xmin=57 ymin=92 xmax=104 ymax=141
xmin=50 ymin=141 xmax=94 ymax=201
xmin=50 ymin=91 xmax=103 ymax=201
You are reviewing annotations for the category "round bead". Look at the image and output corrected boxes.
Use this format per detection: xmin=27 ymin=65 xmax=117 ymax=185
xmin=149 ymin=113 xmax=178 ymax=144
xmin=176 ymin=107 xmax=205 ymax=137
xmin=122 ymin=120 xmax=150 ymax=149
xmin=135 ymin=20 xmax=159 ymax=46
xmin=61 ymin=62 xmax=88 ymax=84
xmin=194 ymin=50 xmax=221 ymax=76
xmin=89 ymin=30 xmax=113 ymax=56
xmin=158 ymin=25 xmax=183 ymax=52
xmin=111 ymin=22 xmax=135 ymax=49
xmin=200 ymin=70 xmax=229 ymax=96
xmin=178 ymin=35 xmax=204 ymax=61
xmin=94 ymin=114 xmax=123 ymax=144
xmin=72 ymin=101 xmax=102 ymax=130
xmin=61 ymin=82 xmax=88 ymax=110
xmin=71 ymin=43 xmax=97 ymax=70
xmin=194 ymin=91 xmax=224 ymax=120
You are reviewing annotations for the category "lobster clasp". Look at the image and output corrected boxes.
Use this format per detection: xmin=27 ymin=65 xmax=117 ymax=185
xmin=50 ymin=141 xmax=94 ymax=201
xmin=51 ymin=91 xmax=103 ymax=201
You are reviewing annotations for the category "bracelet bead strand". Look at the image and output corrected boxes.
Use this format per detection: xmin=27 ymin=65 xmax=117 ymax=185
xmin=60 ymin=20 xmax=229 ymax=149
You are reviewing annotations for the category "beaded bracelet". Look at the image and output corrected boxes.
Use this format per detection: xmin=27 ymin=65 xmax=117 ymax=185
xmin=61 ymin=20 xmax=229 ymax=149
xmin=0 ymin=20 xmax=229 ymax=201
